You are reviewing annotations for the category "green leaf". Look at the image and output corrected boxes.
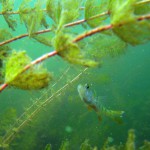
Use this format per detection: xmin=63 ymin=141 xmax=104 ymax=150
xmin=33 ymin=35 xmax=52 ymax=47
xmin=85 ymin=0 xmax=109 ymax=28
xmin=109 ymin=0 xmax=150 ymax=45
xmin=5 ymin=51 xmax=52 ymax=90
xmin=46 ymin=0 xmax=81 ymax=30
xmin=0 ymin=29 xmax=12 ymax=60
xmin=0 ymin=29 xmax=12 ymax=84
xmin=80 ymin=32 xmax=127 ymax=59
xmin=53 ymin=31 xmax=98 ymax=67
xmin=46 ymin=0 xmax=62 ymax=24
xmin=135 ymin=1 xmax=150 ymax=15
xmin=1 ymin=0 xmax=17 ymax=31
xmin=99 ymin=33 xmax=127 ymax=57
xmin=114 ymin=20 xmax=150 ymax=45
xmin=109 ymin=0 xmax=136 ymax=25
xmin=19 ymin=0 xmax=48 ymax=36
xmin=58 ymin=0 xmax=81 ymax=27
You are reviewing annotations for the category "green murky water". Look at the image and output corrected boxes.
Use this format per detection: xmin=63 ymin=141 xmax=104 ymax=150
xmin=0 ymin=0 xmax=150 ymax=150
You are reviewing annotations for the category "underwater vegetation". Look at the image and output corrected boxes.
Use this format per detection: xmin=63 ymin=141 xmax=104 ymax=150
xmin=0 ymin=0 xmax=150 ymax=149
xmin=43 ymin=129 xmax=150 ymax=150
xmin=0 ymin=0 xmax=150 ymax=92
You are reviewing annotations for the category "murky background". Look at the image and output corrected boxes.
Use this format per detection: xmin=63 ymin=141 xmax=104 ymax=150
xmin=0 ymin=0 xmax=150 ymax=149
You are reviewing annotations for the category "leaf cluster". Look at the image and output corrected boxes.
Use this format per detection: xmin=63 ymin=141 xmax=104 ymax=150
xmin=0 ymin=0 xmax=48 ymax=34
xmin=19 ymin=0 xmax=48 ymax=36
xmin=85 ymin=0 xmax=109 ymax=28
xmin=53 ymin=31 xmax=99 ymax=67
xmin=79 ymin=31 xmax=127 ymax=62
xmin=5 ymin=51 xmax=52 ymax=90
xmin=0 ymin=29 xmax=12 ymax=61
xmin=46 ymin=0 xmax=81 ymax=30
xmin=46 ymin=0 xmax=99 ymax=67
xmin=1 ymin=0 xmax=17 ymax=31
xmin=0 ymin=29 xmax=12 ymax=83
xmin=109 ymin=0 xmax=150 ymax=45
xmin=77 ymin=0 xmax=150 ymax=67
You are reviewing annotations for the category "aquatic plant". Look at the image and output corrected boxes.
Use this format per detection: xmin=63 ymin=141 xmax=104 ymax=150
xmin=0 ymin=0 xmax=149 ymax=92
xmin=80 ymin=139 xmax=97 ymax=150
xmin=43 ymin=129 xmax=150 ymax=150
xmin=5 ymin=50 xmax=51 ymax=90
xmin=0 ymin=0 xmax=150 ymax=149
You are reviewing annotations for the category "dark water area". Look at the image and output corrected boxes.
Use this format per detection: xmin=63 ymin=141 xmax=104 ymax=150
xmin=0 ymin=0 xmax=150 ymax=150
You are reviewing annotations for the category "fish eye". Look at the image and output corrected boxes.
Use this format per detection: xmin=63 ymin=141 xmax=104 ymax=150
xmin=85 ymin=83 xmax=89 ymax=89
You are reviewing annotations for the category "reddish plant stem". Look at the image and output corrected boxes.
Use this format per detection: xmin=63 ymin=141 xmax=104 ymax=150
xmin=0 ymin=29 xmax=51 ymax=46
xmin=0 ymin=83 xmax=8 ymax=92
xmin=0 ymin=13 xmax=150 ymax=93
xmin=0 ymin=11 xmax=109 ymax=46
xmin=73 ymin=14 xmax=150 ymax=42
xmin=137 ymin=14 xmax=150 ymax=21
xmin=0 ymin=51 xmax=58 ymax=92
xmin=73 ymin=24 xmax=113 ymax=42
xmin=23 ymin=50 xmax=58 ymax=71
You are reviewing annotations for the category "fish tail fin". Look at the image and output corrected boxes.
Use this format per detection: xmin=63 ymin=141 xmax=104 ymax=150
xmin=104 ymin=108 xmax=125 ymax=124
xmin=111 ymin=110 xmax=125 ymax=124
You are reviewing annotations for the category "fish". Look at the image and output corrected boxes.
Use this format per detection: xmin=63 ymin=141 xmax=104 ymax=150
xmin=77 ymin=83 xmax=125 ymax=124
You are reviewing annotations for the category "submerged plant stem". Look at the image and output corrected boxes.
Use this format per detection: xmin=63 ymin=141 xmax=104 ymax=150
xmin=74 ymin=14 xmax=150 ymax=42
xmin=0 ymin=29 xmax=51 ymax=46
xmin=0 ymin=51 xmax=58 ymax=92
xmin=73 ymin=25 xmax=113 ymax=42
xmin=0 ymin=83 xmax=8 ymax=91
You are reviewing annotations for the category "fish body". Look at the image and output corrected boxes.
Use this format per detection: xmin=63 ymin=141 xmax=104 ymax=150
xmin=77 ymin=84 xmax=124 ymax=123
